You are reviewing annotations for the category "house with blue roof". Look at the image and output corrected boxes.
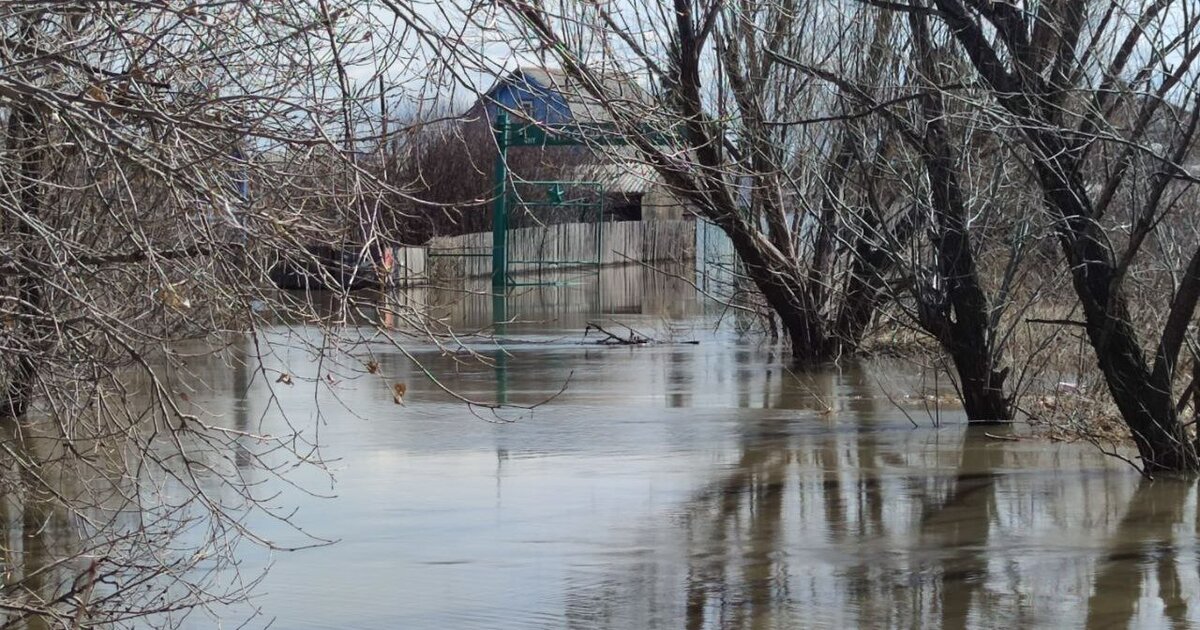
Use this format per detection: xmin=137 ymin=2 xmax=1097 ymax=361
xmin=465 ymin=67 xmax=693 ymax=222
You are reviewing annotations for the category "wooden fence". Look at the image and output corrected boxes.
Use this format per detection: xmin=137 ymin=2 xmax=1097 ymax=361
xmin=426 ymin=220 xmax=696 ymax=282
xmin=388 ymin=245 xmax=427 ymax=288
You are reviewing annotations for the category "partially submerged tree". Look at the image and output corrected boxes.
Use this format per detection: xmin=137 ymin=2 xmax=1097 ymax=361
xmin=484 ymin=0 xmax=916 ymax=362
xmin=479 ymin=0 xmax=1049 ymax=423
xmin=900 ymin=0 xmax=1200 ymax=471
xmin=762 ymin=11 xmax=1022 ymax=421
xmin=902 ymin=10 xmax=1016 ymax=422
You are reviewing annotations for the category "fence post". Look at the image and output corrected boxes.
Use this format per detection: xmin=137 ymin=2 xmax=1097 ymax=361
xmin=491 ymin=112 xmax=509 ymax=293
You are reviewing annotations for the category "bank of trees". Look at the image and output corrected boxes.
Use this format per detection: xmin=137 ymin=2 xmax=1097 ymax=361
xmin=468 ymin=0 xmax=1200 ymax=469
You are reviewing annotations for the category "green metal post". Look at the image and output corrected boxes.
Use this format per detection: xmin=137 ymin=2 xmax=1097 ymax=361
xmin=595 ymin=189 xmax=604 ymax=271
xmin=492 ymin=112 xmax=509 ymax=293
xmin=596 ymin=193 xmax=604 ymax=308
xmin=492 ymin=261 xmax=508 ymax=401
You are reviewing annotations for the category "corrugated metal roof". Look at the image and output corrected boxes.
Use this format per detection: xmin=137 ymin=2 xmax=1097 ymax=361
xmin=570 ymin=163 xmax=656 ymax=195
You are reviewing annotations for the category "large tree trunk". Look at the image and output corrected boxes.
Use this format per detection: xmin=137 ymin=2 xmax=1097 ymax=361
xmin=1036 ymin=162 xmax=1197 ymax=471
xmin=718 ymin=217 xmax=830 ymax=363
xmin=910 ymin=10 xmax=1012 ymax=423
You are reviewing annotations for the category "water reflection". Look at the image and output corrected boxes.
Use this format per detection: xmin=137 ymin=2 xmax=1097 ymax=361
xmin=188 ymin=266 xmax=1200 ymax=628
xmin=556 ymin=411 xmax=1198 ymax=629
xmin=0 ymin=422 xmax=75 ymax=630
xmin=1086 ymin=478 xmax=1193 ymax=629
xmin=424 ymin=264 xmax=706 ymax=334
xmin=12 ymin=265 xmax=1200 ymax=629
xmin=231 ymin=339 xmax=254 ymax=470
xmin=918 ymin=428 xmax=1004 ymax=630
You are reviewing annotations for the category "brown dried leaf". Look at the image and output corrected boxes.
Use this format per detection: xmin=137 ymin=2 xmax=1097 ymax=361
xmin=158 ymin=285 xmax=191 ymax=310
xmin=392 ymin=382 xmax=406 ymax=405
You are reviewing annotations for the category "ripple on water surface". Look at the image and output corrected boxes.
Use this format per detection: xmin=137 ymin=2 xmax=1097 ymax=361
xmin=179 ymin=268 xmax=1196 ymax=629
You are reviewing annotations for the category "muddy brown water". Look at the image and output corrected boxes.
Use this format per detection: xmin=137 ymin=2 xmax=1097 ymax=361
xmin=168 ymin=267 xmax=1196 ymax=628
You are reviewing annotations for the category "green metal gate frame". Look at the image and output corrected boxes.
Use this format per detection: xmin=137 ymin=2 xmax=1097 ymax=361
xmin=489 ymin=112 xmax=678 ymax=293
xmin=502 ymin=179 xmax=605 ymax=287
xmin=492 ymin=111 xmax=610 ymax=291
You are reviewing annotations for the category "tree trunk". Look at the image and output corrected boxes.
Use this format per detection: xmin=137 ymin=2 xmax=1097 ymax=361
xmin=2 ymin=104 xmax=43 ymax=419
xmin=910 ymin=10 xmax=1012 ymax=423
xmin=949 ymin=349 xmax=1011 ymax=422
xmin=721 ymin=221 xmax=829 ymax=363
xmin=1036 ymin=161 xmax=1197 ymax=471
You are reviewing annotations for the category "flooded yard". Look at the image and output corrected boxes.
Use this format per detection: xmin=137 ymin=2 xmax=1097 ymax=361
xmin=172 ymin=267 xmax=1196 ymax=629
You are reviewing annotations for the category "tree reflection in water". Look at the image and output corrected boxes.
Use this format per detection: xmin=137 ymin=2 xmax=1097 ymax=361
xmin=1085 ymin=478 xmax=1192 ymax=629
xmin=1 ymin=421 xmax=73 ymax=630
xmin=559 ymin=364 xmax=1198 ymax=629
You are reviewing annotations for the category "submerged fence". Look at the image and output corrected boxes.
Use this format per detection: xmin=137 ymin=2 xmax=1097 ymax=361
xmin=427 ymin=220 xmax=697 ymax=282
xmin=387 ymin=245 xmax=428 ymax=288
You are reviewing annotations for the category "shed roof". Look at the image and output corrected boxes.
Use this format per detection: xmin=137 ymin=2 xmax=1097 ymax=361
xmin=569 ymin=162 xmax=657 ymax=195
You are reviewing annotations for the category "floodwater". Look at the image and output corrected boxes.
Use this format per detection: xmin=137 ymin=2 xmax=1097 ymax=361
xmin=170 ymin=267 xmax=1198 ymax=628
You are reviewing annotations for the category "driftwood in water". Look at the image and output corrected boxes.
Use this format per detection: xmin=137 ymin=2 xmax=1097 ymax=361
xmin=584 ymin=322 xmax=651 ymax=345
xmin=582 ymin=321 xmax=699 ymax=346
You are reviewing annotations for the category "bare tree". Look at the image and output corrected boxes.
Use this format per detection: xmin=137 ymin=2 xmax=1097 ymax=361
xmin=466 ymin=0 xmax=1057 ymax=423
xmin=375 ymin=112 xmax=595 ymax=244
xmin=0 ymin=1 xmax=455 ymax=625
xmin=478 ymin=0 xmax=919 ymax=362
xmin=897 ymin=0 xmax=1200 ymax=471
